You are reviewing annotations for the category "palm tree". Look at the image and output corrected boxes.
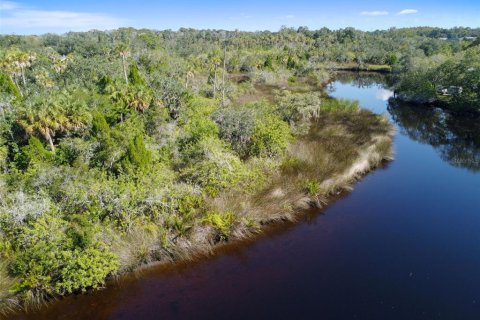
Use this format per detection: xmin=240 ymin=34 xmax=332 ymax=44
xmin=17 ymin=92 xmax=91 ymax=153
xmin=207 ymin=50 xmax=222 ymax=97
xmin=12 ymin=50 xmax=36 ymax=87
xmin=125 ymin=86 xmax=152 ymax=113
xmin=221 ymin=41 xmax=228 ymax=106
xmin=18 ymin=104 xmax=62 ymax=153
xmin=1 ymin=49 xmax=24 ymax=96
xmin=116 ymin=43 xmax=130 ymax=85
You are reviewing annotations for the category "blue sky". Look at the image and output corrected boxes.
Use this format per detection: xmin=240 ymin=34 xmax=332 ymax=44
xmin=1 ymin=0 xmax=479 ymax=34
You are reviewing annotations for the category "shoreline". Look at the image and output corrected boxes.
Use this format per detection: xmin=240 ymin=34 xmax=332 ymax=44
xmin=6 ymin=109 xmax=395 ymax=318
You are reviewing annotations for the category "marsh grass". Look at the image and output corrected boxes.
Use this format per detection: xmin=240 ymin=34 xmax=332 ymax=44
xmin=0 ymin=260 xmax=20 ymax=316
xmin=1 ymin=96 xmax=394 ymax=318
xmin=209 ymin=109 xmax=394 ymax=227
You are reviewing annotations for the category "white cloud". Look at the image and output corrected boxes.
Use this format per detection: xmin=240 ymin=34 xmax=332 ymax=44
xmin=285 ymin=14 xmax=295 ymax=19
xmin=398 ymin=9 xmax=418 ymax=15
xmin=0 ymin=2 xmax=124 ymax=32
xmin=360 ymin=11 xmax=389 ymax=16
xmin=0 ymin=1 xmax=18 ymax=10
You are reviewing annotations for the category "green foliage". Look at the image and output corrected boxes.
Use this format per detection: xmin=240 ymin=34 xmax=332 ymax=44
xmin=287 ymin=56 xmax=296 ymax=69
xmin=264 ymin=56 xmax=274 ymax=70
xmin=275 ymin=91 xmax=322 ymax=123
xmin=304 ymin=179 xmax=320 ymax=196
xmin=250 ymin=114 xmax=292 ymax=158
xmin=123 ymin=135 xmax=152 ymax=171
xmin=0 ymin=25 xmax=471 ymax=307
xmin=396 ymin=46 xmax=480 ymax=110
xmin=180 ymin=137 xmax=246 ymax=196
xmin=14 ymin=137 xmax=53 ymax=170
xmin=8 ymin=214 xmax=118 ymax=297
xmin=202 ymin=211 xmax=236 ymax=240
xmin=91 ymin=110 xmax=110 ymax=138
xmin=212 ymin=106 xmax=257 ymax=158
xmin=55 ymin=248 xmax=118 ymax=294
xmin=0 ymin=72 xmax=21 ymax=100
xmin=128 ymin=63 xmax=146 ymax=86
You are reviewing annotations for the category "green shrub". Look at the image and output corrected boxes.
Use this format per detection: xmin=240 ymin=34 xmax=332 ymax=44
xmin=0 ymin=72 xmax=21 ymax=100
xmin=128 ymin=63 xmax=146 ymax=86
xmin=55 ymin=247 xmax=118 ymax=294
xmin=9 ymin=214 xmax=118 ymax=297
xmin=91 ymin=111 xmax=111 ymax=138
xmin=203 ymin=211 xmax=236 ymax=240
xmin=304 ymin=179 xmax=320 ymax=196
xmin=212 ymin=106 xmax=257 ymax=158
xmin=181 ymin=138 xmax=246 ymax=196
xmin=14 ymin=137 xmax=53 ymax=170
xmin=122 ymin=135 xmax=152 ymax=171
xmin=275 ymin=91 xmax=322 ymax=124
xmin=250 ymin=114 xmax=292 ymax=158
xmin=321 ymin=98 xmax=359 ymax=112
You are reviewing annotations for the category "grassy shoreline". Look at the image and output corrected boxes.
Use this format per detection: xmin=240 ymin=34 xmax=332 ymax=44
xmin=3 ymin=104 xmax=394 ymax=317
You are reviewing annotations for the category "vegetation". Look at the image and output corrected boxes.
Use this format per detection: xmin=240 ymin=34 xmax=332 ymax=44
xmin=393 ymin=43 xmax=480 ymax=111
xmin=6 ymin=25 xmax=479 ymax=312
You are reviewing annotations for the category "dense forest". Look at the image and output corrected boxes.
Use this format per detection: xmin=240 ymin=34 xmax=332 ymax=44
xmin=0 ymin=26 xmax=478 ymax=311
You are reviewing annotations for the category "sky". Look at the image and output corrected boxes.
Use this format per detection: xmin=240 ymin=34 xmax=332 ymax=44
xmin=0 ymin=0 xmax=479 ymax=35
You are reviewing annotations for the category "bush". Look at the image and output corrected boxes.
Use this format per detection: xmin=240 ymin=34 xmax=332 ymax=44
xmin=250 ymin=114 xmax=292 ymax=158
xmin=14 ymin=137 xmax=53 ymax=170
xmin=55 ymin=247 xmax=118 ymax=294
xmin=275 ymin=91 xmax=322 ymax=124
xmin=304 ymin=179 xmax=320 ymax=196
xmin=203 ymin=211 xmax=236 ymax=240
xmin=9 ymin=214 xmax=118 ymax=297
xmin=0 ymin=72 xmax=21 ymax=100
xmin=212 ymin=106 xmax=257 ymax=158
xmin=180 ymin=138 xmax=246 ymax=196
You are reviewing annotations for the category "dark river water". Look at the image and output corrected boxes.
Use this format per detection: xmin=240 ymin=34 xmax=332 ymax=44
xmin=13 ymin=74 xmax=480 ymax=320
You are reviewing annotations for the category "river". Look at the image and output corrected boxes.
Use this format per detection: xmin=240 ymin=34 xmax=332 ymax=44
xmin=14 ymin=73 xmax=480 ymax=320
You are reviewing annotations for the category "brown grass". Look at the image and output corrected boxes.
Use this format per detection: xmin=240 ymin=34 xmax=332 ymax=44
xmin=209 ymin=109 xmax=394 ymax=226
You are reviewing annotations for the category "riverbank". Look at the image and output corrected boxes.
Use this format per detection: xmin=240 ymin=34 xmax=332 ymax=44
xmin=4 ymin=105 xmax=394 ymax=318
xmin=0 ymin=71 xmax=394 ymax=317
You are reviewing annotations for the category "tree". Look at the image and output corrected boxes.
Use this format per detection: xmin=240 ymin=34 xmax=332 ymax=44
xmin=116 ymin=43 xmax=130 ymax=84
xmin=128 ymin=63 xmax=145 ymax=86
xmin=17 ymin=91 xmax=91 ymax=153
xmin=123 ymin=135 xmax=152 ymax=171
xmin=1 ymin=48 xmax=35 ymax=96
xmin=207 ymin=49 xmax=222 ymax=97
xmin=221 ymin=41 xmax=228 ymax=106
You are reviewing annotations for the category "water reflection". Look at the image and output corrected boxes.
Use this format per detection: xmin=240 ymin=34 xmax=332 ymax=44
xmin=388 ymin=102 xmax=480 ymax=172
xmin=331 ymin=72 xmax=480 ymax=172
xmin=376 ymin=88 xmax=394 ymax=101
xmin=332 ymin=71 xmax=389 ymax=88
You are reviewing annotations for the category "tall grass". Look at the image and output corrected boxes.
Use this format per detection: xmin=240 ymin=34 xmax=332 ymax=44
xmin=209 ymin=109 xmax=394 ymax=226
xmin=0 ymin=259 xmax=19 ymax=316
xmin=321 ymin=98 xmax=359 ymax=112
